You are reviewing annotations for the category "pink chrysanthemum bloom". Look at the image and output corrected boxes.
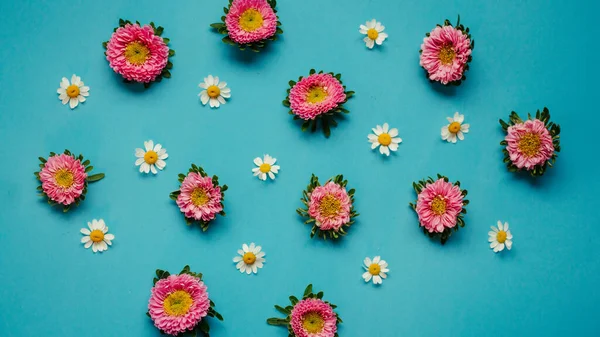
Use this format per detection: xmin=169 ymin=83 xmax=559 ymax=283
xmin=176 ymin=173 xmax=223 ymax=223
xmin=225 ymin=0 xmax=278 ymax=44
xmin=39 ymin=154 xmax=87 ymax=205
xmin=105 ymin=23 xmax=169 ymax=83
xmin=289 ymin=73 xmax=347 ymax=120
xmin=308 ymin=182 xmax=351 ymax=231
xmin=420 ymin=23 xmax=472 ymax=85
xmin=148 ymin=274 xmax=210 ymax=336
xmin=290 ymin=298 xmax=338 ymax=337
xmin=505 ymin=119 xmax=555 ymax=170
xmin=416 ymin=178 xmax=464 ymax=233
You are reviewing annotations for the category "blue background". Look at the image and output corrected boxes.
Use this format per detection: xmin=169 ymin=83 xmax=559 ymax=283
xmin=0 ymin=0 xmax=598 ymax=336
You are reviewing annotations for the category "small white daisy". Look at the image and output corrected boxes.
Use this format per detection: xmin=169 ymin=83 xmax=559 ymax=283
xmin=441 ymin=112 xmax=470 ymax=143
xmin=57 ymin=74 xmax=90 ymax=109
xmin=368 ymin=123 xmax=402 ymax=156
xmin=362 ymin=256 xmax=389 ymax=284
xmin=359 ymin=19 xmax=388 ymax=49
xmin=135 ymin=140 xmax=168 ymax=174
xmin=80 ymin=219 xmax=114 ymax=253
xmin=489 ymin=221 xmax=513 ymax=253
xmin=252 ymin=155 xmax=280 ymax=181
xmin=199 ymin=75 xmax=231 ymax=108
xmin=233 ymin=243 xmax=265 ymax=274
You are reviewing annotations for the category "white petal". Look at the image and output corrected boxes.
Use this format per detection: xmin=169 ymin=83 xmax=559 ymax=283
xmin=84 ymin=241 xmax=93 ymax=249
xmin=253 ymin=157 xmax=263 ymax=166
xmin=388 ymin=143 xmax=398 ymax=151
xmin=259 ymin=173 xmax=267 ymax=181
xmin=71 ymin=74 xmax=78 ymax=85
xmin=135 ymin=148 xmax=145 ymax=157
xmin=77 ymin=95 xmax=86 ymax=103
xmin=199 ymin=82 xmax=208 ymax=89
xmin=371 ymin=142 xmax=379 ymax=150
xmin=144 ymin=140 xmax=154 ymax=152
xmin=104 ymin=234 xmax=114 ymax=241
xmin=504 ymin=222 xmax=509 ymax=231
xmin=213 ymin=76 xmax=219 ymax=85
xmin=388 ymin=128 xmax=398 ymax=137
xmin=155 ymin=160 xmax=166 ymax=170
xmin=392 ymin=137 xmax=402 ymax=144
xmin=382 ymin=123 xmax=389 ymax=133
xmin=252 ymin=265 xmax=258 ymax=274
xmin=461 ymin=124 xmax=470 ymax=132
xmin=60 ymin=77 xmax=69 ymax=88
xmin=268 ymin=172 xmax=275 ymax=180
xmin=153 ymin=143 xmax=162 ymax=153
xmin=375 ymin=22 xmax=385 ymax=32
xmin=80 ymin=228 xmax=91 ymax=235
xmin=373 ymin=256 xmax=381 ymax=264
xmin=69 ymin=98 xmax=78 ymax=109
xmin=506 ymin=240 xmax=513 ymax=250
xmin=365 ymin=39 xmax=374 ymax=49
xmin=217 ymin=96 xmax=226 ymax=105
xmin=206 ymin=75 xmax=214 ymax=86
xmin=92 ymin=242 xmax=99 ymax=253
xmin=200 ymin=91 xmax=209 ymax=105
xmin=209 ymin=98 xmax=219 ymax=108
xmin=233 ymin=256 xmax=242 ymax=262
xmin=150 ymin=165 xmax=157 ymax=174
xmin=457 ymin=131 xmax=464 ymax=140
xmin=81 ymin=236 xmax=90 ymax=243
xmin=364 ymin=257 xmax=372 ymax=266
xmin=362 ymin=272 xmax=372 ymax=282
xmin=382 ymin=146 xmax=390 ymax=156
xmin=218 ymin=81 xmax=227 ymax=89
xmin=242 ymin=244 xmax=249 ymax=252
xmin=373 ymin=275 xmax=382 ymax=284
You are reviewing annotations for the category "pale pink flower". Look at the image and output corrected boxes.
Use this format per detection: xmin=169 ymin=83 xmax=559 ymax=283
xmin=420 ymin=25 xmax=472 ymax=84
xmin=308 ymin=182 xmax=351 ymax=231
xmin=416 ymin=178 xmax=464 ymax=233
xmin=290 ymin=298 xmax=337 ymax=337
xmin=105 ymin=23 xmax=169 ymax=83
xmin=505 ymin=119 xmax=555 ymax=170
xmin=39 ymin=154 xmax=87 ymax=205
xmin=225 ymin=0 xmax=278 ymax=44
xmin=289 ymin=73 xmax=346 ymax=120
xmin=176 ymin=173 xmax=223 ymax=222
xmin=148 ymin=274 xmax=210 ymax=336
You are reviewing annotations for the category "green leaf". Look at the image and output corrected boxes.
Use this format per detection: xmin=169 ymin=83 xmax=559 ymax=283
xmin=163 ymin=70 xmax=171 ymax=78
xmin=86 ymin=173 xmax=105 ymax=182
xmin=303 ymin=284 xmax=313 ymax=297
xmin=155 ymin=26 xmax=164 ymax=36
xmin=267 ymin=318 xmax=288 ymax=326
xmin=85 ymin=165 xmax=94 ymax=173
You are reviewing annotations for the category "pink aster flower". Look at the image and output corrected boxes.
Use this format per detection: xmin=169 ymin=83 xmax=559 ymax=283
xmin=505 ymin=119 xmax=555 ymax=170
xmin=176 ymin=173 xmax=223 ymax=222
xmin=420 ymin=25 xmax=472 ymax=85
xmin=308 ymin=182 xmax=351 ymax=231
xmin=416 ymin=178 xmax=464 ymax=233
xmin=105 ymin=23 xmax=169 ymax=83
xmin=39 ymin=154 xmax=87 ymax=205
xmin=148 ymin=274 xmax=210 ymax=336
xmin=290 ymin=298 xmax=337 ymax=337
xmin=289 ymin=73 xmax=347 ymax=120
xmin=225 ymin=0 xmax=278 ymax=44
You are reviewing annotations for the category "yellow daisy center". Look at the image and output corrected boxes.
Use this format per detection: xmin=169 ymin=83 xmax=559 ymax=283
xmin=124 ymin=41 xmax=150 ymax=65
xmin=191 ymin=188 xmax=209 ymax=207
xmin=302 ymin=311 xmax=325 ymax=334
xmin=306 ymin=86 xmax=328 ymax=104
xmin=448 ymin=121 xmax=461 ymax=134
xmin=367 ymin=28 xmax=379 ymax=40
xmin=518 ymin=132 xmax=541 ymax=157
xmin=243 ymin=252 xmax=256 ymax=264
xmin=430 ymin=196 xmax=447 ymax=216
xmin=144 ymin=150 xmax=158 ymax=164
xmin=239 ymin=8 xmax=264 ymax=32
xmin=259 ymin=163 xmax=271 ymax=173
xmin=496 ymin=230 xmax=507 ymax=244
xmin=66 ymin=84 xmax=80 ymax=98
xmin=439 ymin=44 xmax=456 ymax=65
xmin=89 ymin=229 xmax=105 ymax=243
xmin=319 ymin=194 xmax=341 ymax=218
xmin=163 ymin=290 xmax=194 ymax=317
xmin=54 ymin=169 xmax=74 ymax=188
xmin=378 ymin=133 xmax=392 ymax=146
xmin=207 ymin=85 xmax=221 ymax=98
xmin=368 ymin=263 xmax=381 ymax=275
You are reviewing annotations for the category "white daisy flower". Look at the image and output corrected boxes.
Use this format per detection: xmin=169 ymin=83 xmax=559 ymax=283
xmin=489 ymin=221 xmax=513 ymax=253
xmin=362 ymin=256 xmax=389 ymax=284
xmin=57 ymin=74 xmax=90 ymax=109
xmin=359 ymin=19 xmax=388 ymax=49
xmin=252 ymin=155 xmax=280 ymax=181
xmin=441 ymin=112 xmax=470 ymax=143
xmin=368 ymin=123 xmax=402 ymax=156
xmin=135 ymin=140 xmax=168 ymax=174
xmin=80 ymin=219 xmax=114 ymax=253
xmin=233 ymin=243 xmax=266 ymax=274
xmin=199 ymin=75 xmax=231 ymax=108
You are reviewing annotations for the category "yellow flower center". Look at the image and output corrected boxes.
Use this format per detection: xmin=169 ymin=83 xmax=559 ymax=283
xmin=367 ymin=28 xmax=379 ymax=40
xmin=89 ymin=229 xmax=105 ymax=243
xmin=319 ymin=194 xmax=341 ymax=218
xmin=54 ymin=169 xmax=74 ymax=188
xmin=191 ymin=188 xmax=209 ymax=207
xmin=306 ymin=86 xmax=328 ymax=104
xmin=302 ymin=311 xmax=325 ymax=334
xmin=368 ymin=263 xmax=381 ymax=275
xmin=163 ymin=290 xmax=193 ymax=317
xmin=448 ymin=121 xmax=461 ymax=134
xmin=239 ymin=8 xmax=264 ymax=32
xmin=207 ymin=85 xmax=221 ymax=98
xmin=439 ymin=44 xmax=456 ymax=65
xmin=243 ymin=252 xmax=256 ymax=264
xmin=430 ymin=196 xmax=447 ymax=216
xmin=124 ymin=41 xmax=150 ymax=65
xmin=66 ymin=84 xmax=80 ymax=98
xmin=144 ymin=150 xmax=158 ymax=164
xmin=518 ymin=132 xmax=541 ymax=157
xmin=496 ymin=230 xmax=507 ymax=244
xmin=378 ymin=133 xmax=392 ymax=146
xmin=259 ymin=163 xmax=271 ymax=173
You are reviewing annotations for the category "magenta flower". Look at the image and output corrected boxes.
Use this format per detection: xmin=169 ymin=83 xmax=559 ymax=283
xmin=104 ymin=20 xmax=173 ymax=85
xmin=419 ymin=16 xmax=473 ymax=85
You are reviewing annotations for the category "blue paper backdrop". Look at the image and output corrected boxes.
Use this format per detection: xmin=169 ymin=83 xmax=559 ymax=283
xmin=0 ymin=0 xmax=598 ymax=336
